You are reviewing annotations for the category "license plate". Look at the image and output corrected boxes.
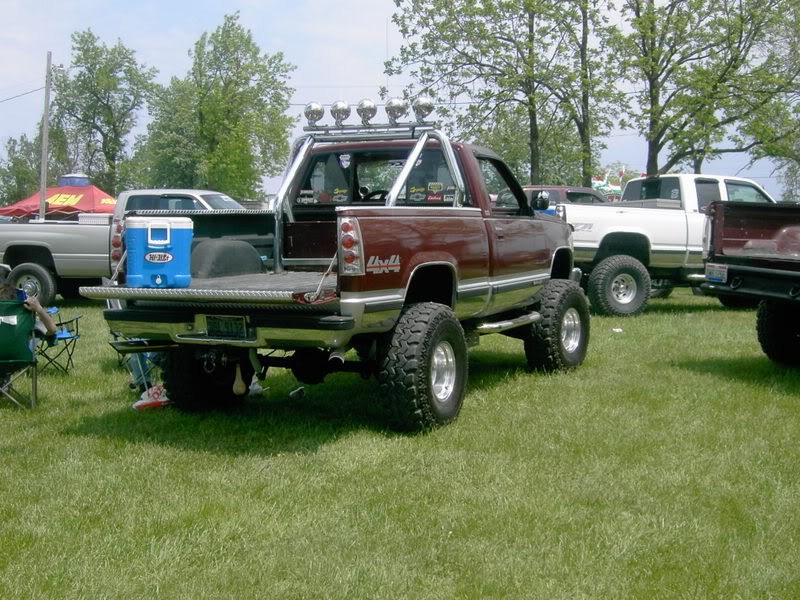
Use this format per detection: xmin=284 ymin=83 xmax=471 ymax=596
xmin=705 ymin=263 xmax=728 ymax=283
xmin=206 ymin=315 xmax=247 ymax=339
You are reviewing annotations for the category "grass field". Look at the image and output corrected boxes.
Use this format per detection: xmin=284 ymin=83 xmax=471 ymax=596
xmin=1 ymin=288 xmax=799 ymax=598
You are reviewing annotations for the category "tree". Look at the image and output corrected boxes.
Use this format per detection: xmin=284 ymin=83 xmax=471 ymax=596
xmin=387 ymin=0 xmax=618 ymax=185
xmin=0 ymin=117 xmax=75 ymax=205
xmin=52 ymin=29 xmax=156 ymax=195
xmin=0 ymin=135 xmax=40 ymax=204
xmin=470 ymin=102 xmax=586 ymax=185
xmin=141 ymin=13 xmax=295 ymax=199
xmin=613 ymin=0 xmax=800 ymax=174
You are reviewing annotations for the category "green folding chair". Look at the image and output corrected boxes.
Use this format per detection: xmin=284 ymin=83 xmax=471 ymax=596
xmin=0 ymin=300 xmax=38 ymax=409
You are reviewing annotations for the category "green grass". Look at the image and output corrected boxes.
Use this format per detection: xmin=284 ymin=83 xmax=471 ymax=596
xmin=1 ymin=289 xmax=799 ymax=598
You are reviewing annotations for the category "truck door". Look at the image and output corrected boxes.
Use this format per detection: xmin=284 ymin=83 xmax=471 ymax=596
xmin=479 ymin=157 xmax=551 ymax=310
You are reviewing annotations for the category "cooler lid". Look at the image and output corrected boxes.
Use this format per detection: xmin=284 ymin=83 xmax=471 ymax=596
xmin=125 ymin=216 xmax=194 ymax=229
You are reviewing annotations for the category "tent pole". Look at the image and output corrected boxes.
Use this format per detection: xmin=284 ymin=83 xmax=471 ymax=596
xmin=38 ymin=51 xmax=52 ymax=222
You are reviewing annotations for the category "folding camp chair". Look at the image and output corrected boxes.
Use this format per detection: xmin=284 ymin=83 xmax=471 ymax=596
xmin=36 ymin=308 xmax=82 ymax=374
xmin=0 ymin=300 xmax=38 ymax=409
xmin=104 ymin=295 xmax=175 ymax=392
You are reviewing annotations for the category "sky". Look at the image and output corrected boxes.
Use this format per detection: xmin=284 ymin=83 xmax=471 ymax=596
xmin=0 ymin=0 xmax=785 ymax=199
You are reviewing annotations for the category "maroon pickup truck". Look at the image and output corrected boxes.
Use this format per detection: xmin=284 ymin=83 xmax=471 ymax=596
xmin=702 ymin=200 xmax=800 ymax=366
xmin=82 ymin=98 xmax=589 ymax=430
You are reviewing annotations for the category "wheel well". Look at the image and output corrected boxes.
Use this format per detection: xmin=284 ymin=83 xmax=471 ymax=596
xmin=595 ymin=233 xmax=650 ymax=267
xmin=3 ymin=245 xmax=56 ymax=271
xmin=404 ymin=264 xmax=455 ymax=308
xmin=551 ymin=248 xmax=573 ymax=279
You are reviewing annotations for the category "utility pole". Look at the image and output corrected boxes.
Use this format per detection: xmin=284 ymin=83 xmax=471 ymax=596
xmin=38 ymin=50 xmax=52 ymax=222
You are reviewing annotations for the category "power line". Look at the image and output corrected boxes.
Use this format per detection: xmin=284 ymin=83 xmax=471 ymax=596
xmin=0 ymin=86 xmax=44 ymax=105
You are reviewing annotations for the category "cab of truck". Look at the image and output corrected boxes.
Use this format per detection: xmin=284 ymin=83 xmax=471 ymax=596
xmin=621 ymin=174 xmax=775 ymax=213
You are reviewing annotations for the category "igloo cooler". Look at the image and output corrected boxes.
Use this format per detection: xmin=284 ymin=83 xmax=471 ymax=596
xmin=125 ymin=216 xmax=193 ymax=288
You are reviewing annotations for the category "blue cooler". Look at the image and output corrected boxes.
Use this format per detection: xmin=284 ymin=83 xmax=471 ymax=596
xmin=125 ymin=217 xmax=193 ymax=288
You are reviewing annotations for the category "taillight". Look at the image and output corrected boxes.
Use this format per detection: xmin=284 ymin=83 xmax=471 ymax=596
xmin=110 ymin=217 xmax=126 ymax=279
xmin=338 ymin=217 xmax=365 ymax=275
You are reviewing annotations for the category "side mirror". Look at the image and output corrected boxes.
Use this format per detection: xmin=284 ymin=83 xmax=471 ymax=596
xmin=531 ymin=190 xmax=550 ymax=211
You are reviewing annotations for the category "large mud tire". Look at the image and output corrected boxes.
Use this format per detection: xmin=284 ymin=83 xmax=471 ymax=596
xmin=378 ymin=303 xmax=468 ymax=432
xmin=9 ymin=262 xmax=56 ymax=306
xmin=587 ymin=255 xmax=651 ymax=317
xmin=524 ymin=280 xmax=590 ymax=371
xmin=756 ymin=300 xmax=800 ymax=367
xmin=163 ymin=346 xmax=255 ymax=411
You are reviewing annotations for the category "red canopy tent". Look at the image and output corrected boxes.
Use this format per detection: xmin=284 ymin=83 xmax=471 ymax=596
xmin=0 ymin=185 xmax=116 ymax=219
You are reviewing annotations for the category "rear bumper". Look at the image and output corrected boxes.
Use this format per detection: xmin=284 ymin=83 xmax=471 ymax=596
xmin=701 ymin=262 xmax=800 ymax=302
xmin=104 ymin=307 xmax=357 ymax=349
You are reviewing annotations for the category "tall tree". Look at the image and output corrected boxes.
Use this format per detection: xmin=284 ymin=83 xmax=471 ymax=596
xmin=387 ymin=0 xmax=617 ymax=185
xmin=470 ymin=102 xmax=585 ymax=185
xmin=141 ymin=13 xmax=295 ymax=199
xmin=52 ymin=30 xmax=156 ymax=195
xmin=613 ymin=0 xmax=800 ymax=174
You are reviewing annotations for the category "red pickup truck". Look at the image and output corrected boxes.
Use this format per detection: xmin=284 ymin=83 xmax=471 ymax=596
xmin=702 ymin=200 xmax=800 ymax=366
xmin=82 ymin=98 xmax=589 ymax=430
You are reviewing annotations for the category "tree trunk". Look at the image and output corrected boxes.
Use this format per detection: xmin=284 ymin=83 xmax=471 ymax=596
xmin=579 ymin=0 xmax=593 ymax=188
xmin=528 ymin=101 xmax=541 ymax=185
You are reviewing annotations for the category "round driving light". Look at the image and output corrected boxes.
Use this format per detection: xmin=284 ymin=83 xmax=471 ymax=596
xmin=412 ymin=96 xmax=435 ymax=121
xmin=356 ymin=98 xmax=377 ymax=125
xmin=304 ymin=102 xmax=324 ymax=126
xmin=385 ymin=97 xmax=409 ymax=125
xmin=331 ymin=101 xmax=351 ymax=126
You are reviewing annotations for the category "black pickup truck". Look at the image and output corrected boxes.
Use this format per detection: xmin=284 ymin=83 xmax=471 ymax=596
xmin=702 ymin=200 xmax=800 ymax=366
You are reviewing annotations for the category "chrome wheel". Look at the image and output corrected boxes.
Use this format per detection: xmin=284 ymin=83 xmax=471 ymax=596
xmin=17 ymin=276 xmax=41 ymax=297
xmin=431 ymin=340 xmax=457 ymax=404
xmin=561 ymin=307 xmax=582 ymax=353
xmin=611 ymin=273 xmax=637 ymax=304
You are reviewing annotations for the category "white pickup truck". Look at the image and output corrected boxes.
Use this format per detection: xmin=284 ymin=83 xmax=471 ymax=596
xmin=0 ymin=189 xmax=244 ymax=305
xmin=558 ymin=173 xmax=776 ymax=316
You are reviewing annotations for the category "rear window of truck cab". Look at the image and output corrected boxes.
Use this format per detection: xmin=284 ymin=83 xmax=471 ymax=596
xmin=124 ymin=193 xmax=243 ymax=211
xmin=621 ymin=177 xmax=682 ymax=202
xmin=293 ymin=148 xmax=463 ymax=208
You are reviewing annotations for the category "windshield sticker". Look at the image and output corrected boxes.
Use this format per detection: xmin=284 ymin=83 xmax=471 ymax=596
xmin=332 ymin=188 xmax=348 ymax=203
xmin=409 ymin=186 xmax=426 ymax=193
xmin=428 ymin=182 xmax=443 ymax=192
xmin=409 ymin=192 xmax=426 ymax=202
xmin=297 ymin=190 xmax=317 ymax=204
xmin=427 ymin=193 xmax=444 ymax=202
xmin=366 ymin=254 xmax=401 ymax=274
xmin=338 ymin=154 xmax=351 ymax=169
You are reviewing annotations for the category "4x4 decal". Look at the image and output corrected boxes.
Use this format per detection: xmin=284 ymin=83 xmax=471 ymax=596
xmin=366 ymin=254 xmax=401 ymax=274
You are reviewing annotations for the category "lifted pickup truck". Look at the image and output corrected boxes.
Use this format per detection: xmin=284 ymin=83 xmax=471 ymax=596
xmin=81 ymin=98 xmax=590 ymax=430
xmin=702 ymin=200 xmax=800 ymax=366
xmin=0 ymin=189 xmax=244 ymax=305
xmin=560 ymin=173 xmax=775 ymax=316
